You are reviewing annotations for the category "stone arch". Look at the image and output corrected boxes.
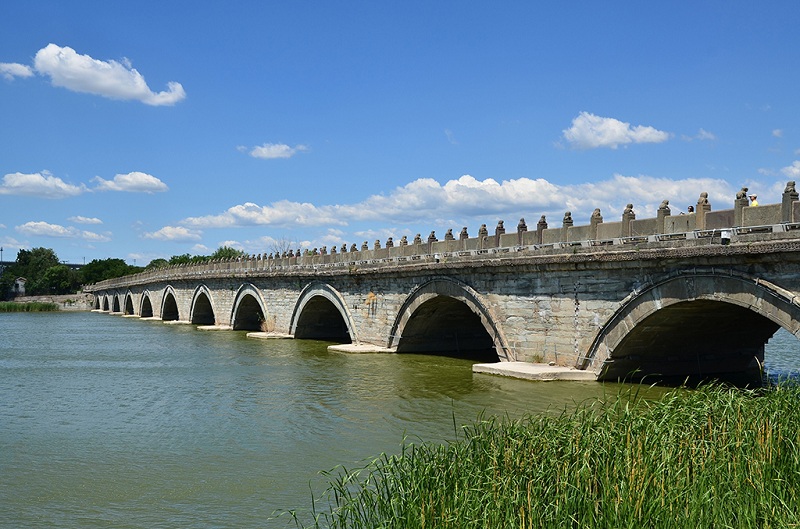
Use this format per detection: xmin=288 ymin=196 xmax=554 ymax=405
xmin=289 ymin=282 xmax=356 ymax=343
xmin=102 ymin=295 xmax=110 ymax=311
xmin=161 ymin=286 xmax=180 ymax=321
xmin=93 ymin=296 xmax=101 ymax=310
xmin=112 ymin=294 xmax=121 ymax=313
xmin=389 ymin=277 xmax=511 ymax=362
xmin=230 ymin=283 xmax=268 ymax=331
xmin=586 ymin=271 xmax=800 ymax=381
xmin=140 ymin=291 xmax=154 ymax=318
xmin=123 ymin=291 xmax=135 ymax=315
xmin=190 ymin=285 xmax=216 ymax=325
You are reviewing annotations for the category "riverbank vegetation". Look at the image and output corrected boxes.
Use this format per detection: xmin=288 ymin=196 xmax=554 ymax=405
xmin=0 ymin=301 xmax=60 ymax=312
xmin=299 ymin=384 xmax=800 ymax=528
xmin=0 ymin=246 xmax=247 ymax=300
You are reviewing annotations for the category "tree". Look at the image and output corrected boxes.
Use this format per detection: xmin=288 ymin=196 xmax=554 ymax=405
xmin=80 ymin=258 xmax=142 ymax=284
xmin=210 ymin=246 xmax=247 ymax=260
xmin=168 ymin=253 xmax=197 ymax=265
xmin=145 ymin=258 xmax=169 ymax=270
xmin=37 ymin=264 xmax=80 ymax=294
xmin=0 ymin=247 xmax=85 ymax=296
xmin=269 ymin=236 xmax=294 ymax=257
xmin=15 ymin=247 xmax=60 ymax=279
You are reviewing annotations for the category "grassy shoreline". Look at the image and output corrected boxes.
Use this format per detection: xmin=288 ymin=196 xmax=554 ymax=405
xmin=297 ymin=384 xmax=800 ymax=528
xmin=0 ymin=301 xmax=60 ymax=312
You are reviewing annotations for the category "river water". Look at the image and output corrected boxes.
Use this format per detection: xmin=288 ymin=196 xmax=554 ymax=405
xmin=1 ymin=311 xmax=799 ymax=528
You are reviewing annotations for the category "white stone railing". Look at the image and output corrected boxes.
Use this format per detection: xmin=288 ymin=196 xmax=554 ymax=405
xmin=84 ymin=222 xmax=800 ymax=292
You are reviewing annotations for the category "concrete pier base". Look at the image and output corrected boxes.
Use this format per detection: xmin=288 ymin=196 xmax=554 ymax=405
xmin=473 ymin=361 xmax=596 ymax=382
xmin=246 ymin=332 xmax=294 ymax=339
xmin=197 ymin=325 xmax=232 ymax=331
xmin=328 ymin=343 xmax=397 ymax=354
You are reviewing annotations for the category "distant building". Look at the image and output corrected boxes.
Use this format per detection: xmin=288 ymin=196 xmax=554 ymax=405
xmin=13 ymin=277 xmax=26 ymax=297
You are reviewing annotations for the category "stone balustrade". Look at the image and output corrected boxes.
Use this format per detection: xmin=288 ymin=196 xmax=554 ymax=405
xmin=87 ymin=182 xmax=800 ymax=290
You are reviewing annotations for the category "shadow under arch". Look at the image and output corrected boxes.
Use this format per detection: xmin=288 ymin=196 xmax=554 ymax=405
xmin=190 ymin=284 xmax=216 ymax=325
xmin=123 ymin=291 xmax=135 ymax=315
xmin=112 ymin=294 xmax=121 ymax=313
xmin=585 ymin=271 xmax=800 ymax=382
xmin=230 ymin=283 xmax=268 ymax=331
xmin=102 ymin=295 xmax=110 ymax=311
xmin=140 ymin=291 xmax=154 ymax=318
xmin=93 ymin=296 xmax=100 ymax=310
xmin=161 ymin=286 xmax=180 ymax=321
xmin=289 ymin=282 xmax=355 ymax=343
xmin=389 ymin=277 xmax=511 ymax=362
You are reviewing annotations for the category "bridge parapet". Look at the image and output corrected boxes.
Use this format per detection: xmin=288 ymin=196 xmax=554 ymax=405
xmin=85 ymin=181 xmax=800 ymax=293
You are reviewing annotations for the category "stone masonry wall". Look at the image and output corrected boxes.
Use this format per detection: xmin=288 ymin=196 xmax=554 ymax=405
xmin=90 ymin=238 xmax=800 ymax=371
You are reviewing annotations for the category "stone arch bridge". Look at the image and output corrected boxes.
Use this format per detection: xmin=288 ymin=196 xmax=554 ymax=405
xmin=87 ymin=230 xmax=800 ymax=382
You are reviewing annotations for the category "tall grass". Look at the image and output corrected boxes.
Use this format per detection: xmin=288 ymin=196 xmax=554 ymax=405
xmin=0 ymin=301 xmax=60 ymax=312
xmin=298 ymin=385 xmax=800 ymax=528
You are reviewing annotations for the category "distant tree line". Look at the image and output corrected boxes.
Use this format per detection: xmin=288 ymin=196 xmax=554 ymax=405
xmin=0 ymin=246 xmax=246 ymax=300
xmin=143 ymin=246 xmax=246 ymax=270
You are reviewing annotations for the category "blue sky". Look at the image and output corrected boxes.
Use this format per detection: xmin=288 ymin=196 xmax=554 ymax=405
xmin=2 ymin=2 xmax=799 ymax=265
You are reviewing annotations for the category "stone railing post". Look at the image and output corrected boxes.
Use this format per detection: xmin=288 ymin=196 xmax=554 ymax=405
xmin=734 ymin=187 xmax=749 ymax=227
xmin=562 ymin=212 xmax=573 ymax=242
xmin=696 ymin=192 xmax=710 ymax=230
xmin=516 ymin=218 xmax=527 ymax=245
xmin=475 ymin=225 xmax=487 ymax=249
xmin=656 ymin=200 xmax=670 ymax=234
xmin=621 ymin=204 xmax=635 ymax=237
xmin=536 ymin=215 xmax=547 ymax=244
xmin=590 ymin=209 xmax=602 ymax=239
xmin=782 ymin=181 xmax=798 ymax=222
xmin=494 ymin=220 xmax=505 ymax=247
xmin=427 ymin=231 xmax=437 ymax=254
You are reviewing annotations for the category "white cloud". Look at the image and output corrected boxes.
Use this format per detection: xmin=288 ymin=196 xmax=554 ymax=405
xmin=773 ymin=129 xmax=784 ymax=138
xmin=16 ymin=221 xmax=110 ymax=242
xmin=92 ymin=172 xmax=168 ymax=193
xmin=31 ymin=44 xmax=185 ymax=106
xmin=182 ymin=200 xmax=347 ymax=229
xmin=682 ymin=128 xmax=716 ymax=141
xmin=68 ymin=216 xmax=103 ymax=225
xmin=0 ymin=171 xmax=86 ymax=198
xmin=696 ymin=128 xmax=716 ymax=140
xmin=245 ymin=143 xmax=309 ymax=159
xmin=218 ymin=240 xmax=244 ymax=250
xmin=562 ymin=112 xmax=671 ymax=150
xmin=143 ymin=226 xmax=202 ymax=242
xmin=0 ymin=62 xmax=34 ymax=80
xmin=173 ymin=173 xmax=734 ymax=233
xmin=781 ymin=161 xmax=800 ymax=178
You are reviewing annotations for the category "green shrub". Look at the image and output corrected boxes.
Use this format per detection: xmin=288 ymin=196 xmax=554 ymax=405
xmin=0 ymin=301 xmax=60 ymax=312
xmin=300 ymin=385 xmax=800 ymax=528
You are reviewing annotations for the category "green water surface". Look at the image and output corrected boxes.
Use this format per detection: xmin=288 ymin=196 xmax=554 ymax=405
xmin=1 ymin=312 xmax=797 ymax=528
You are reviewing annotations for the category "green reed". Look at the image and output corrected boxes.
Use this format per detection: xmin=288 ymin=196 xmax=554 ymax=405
xmin=0 ymin=301 xmax=60 ymax=312
xmin=298 ymin=385 xmax=800 ymax=528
